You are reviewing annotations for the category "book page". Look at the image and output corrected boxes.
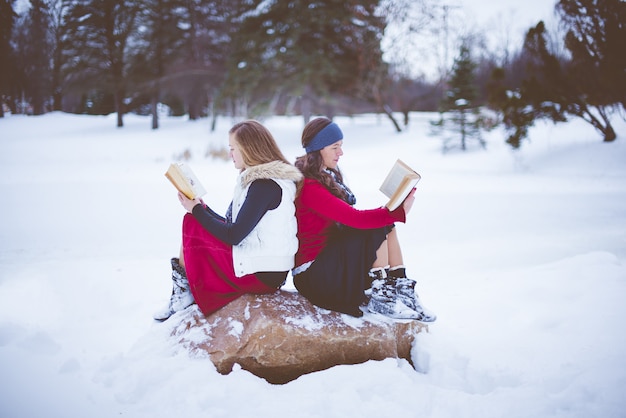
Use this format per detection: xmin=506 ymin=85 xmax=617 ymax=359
xmin=178 ymin=163 xmax=207 ymax=198
xmin=385 ymin=176 xmax=419 ymax=210
xmin=379 ymin=159 xmax=421 ymax=210
xmin=380 ymin=169 xmax=404 ymax=198
xmin=165 ymin=163 xmax=207 ymax=199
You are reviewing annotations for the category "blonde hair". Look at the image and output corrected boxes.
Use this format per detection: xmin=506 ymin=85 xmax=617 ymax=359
xmin=229 ymin=120 xmax=290 ymax=168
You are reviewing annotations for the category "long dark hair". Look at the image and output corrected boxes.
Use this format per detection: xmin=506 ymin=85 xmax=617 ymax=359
xmin=295 ymin=117 xmax=349 ymax=202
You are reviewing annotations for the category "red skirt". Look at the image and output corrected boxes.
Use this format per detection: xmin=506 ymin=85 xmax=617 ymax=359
xmin=182 ymin=213 xmax=275 ymax=315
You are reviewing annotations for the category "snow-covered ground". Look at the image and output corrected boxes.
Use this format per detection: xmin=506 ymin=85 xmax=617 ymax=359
xmin=1 ymin=111 xmax=625 ymax=417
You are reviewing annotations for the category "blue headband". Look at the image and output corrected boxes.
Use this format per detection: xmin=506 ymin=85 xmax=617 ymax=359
xmin=304 ymin=122 xmax=343 ymax=153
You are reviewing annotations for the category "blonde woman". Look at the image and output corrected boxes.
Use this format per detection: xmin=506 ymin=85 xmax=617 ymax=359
xmin=154 ymin=120 xmax=302 ymax=321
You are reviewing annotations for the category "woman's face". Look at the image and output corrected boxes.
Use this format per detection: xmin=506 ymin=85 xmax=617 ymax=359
xmin=319 ymin=140 xmax=343 ymax=170
xmin=229 ymin=134 xmax=245 ymax=170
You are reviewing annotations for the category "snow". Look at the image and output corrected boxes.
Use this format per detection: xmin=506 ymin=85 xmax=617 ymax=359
xmin=1 ymin=111 xmax=625 ymax=418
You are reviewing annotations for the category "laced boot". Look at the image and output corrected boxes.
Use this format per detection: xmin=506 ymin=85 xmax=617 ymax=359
xmin=363 ymin=265 xmax=388 ymax=300
xmin=153 ymin=258 xmax=195 ymax=321
xmin=388 ymin=266 xmax=437 ymax=322
xmin=367 ymin=268 xmax=421 ymax=320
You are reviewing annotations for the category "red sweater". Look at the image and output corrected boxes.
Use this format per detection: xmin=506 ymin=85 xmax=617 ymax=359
xmin=294 ymin=178 xmax=406 ymax=267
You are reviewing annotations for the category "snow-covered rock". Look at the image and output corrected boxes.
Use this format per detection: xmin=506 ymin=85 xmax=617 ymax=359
xmin=171 ymin=290 xmax=428 ymax=384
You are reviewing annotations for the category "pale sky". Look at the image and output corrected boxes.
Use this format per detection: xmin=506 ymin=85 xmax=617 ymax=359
xmin=381 ymin=0 xmax=560 ymax=80
xmin=459 ymin=0 xmax=557 ymax=38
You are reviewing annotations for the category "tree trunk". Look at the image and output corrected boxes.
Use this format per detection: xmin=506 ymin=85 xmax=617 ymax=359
xmin=581 ymin=105 xmax=617 ymax=142
xmin=115 ymin=88 xmax=124 ymax=127
xmin=597 ymin=106 xmax=616 ymax=142
xmin=460 ymin=108 xmax=466 ymax=151
xmin=188 ymin=99 xmax=200 ymax=120
xmin=211 ymin=113 xmax=218 ymax=132
xmin=53 ymin=90 xmax=62 ymax=111
xmin=151 ymin=94 xmax=159 ymax=130
xmin=372 ymin=82 xmax=401 ymax=132
xmin=603 ymin=123 xmax=617 ymax=142
xmin=382 ymin=104 xmax=402 ymax=133
xmin=301 ymin=85 xmax=313 ymax=124
xmin=32 ymin=92 xmax=45 ymax=115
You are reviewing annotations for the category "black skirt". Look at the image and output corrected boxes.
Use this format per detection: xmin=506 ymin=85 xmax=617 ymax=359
xmin=293 ymin=224 xmax=393 ymax=316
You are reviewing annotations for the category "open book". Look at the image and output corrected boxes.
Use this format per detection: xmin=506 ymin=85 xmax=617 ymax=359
xmin=379 ymin=159 xmax=421 ymax=211
xmin=165 ymin=162 xmax=207 ymax=199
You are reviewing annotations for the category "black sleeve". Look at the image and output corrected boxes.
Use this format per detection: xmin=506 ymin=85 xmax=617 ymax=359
xmin=203 ymin=205 xmax=225 ymax=222
xmin=191 ymin=179 xmax=282 ymax=245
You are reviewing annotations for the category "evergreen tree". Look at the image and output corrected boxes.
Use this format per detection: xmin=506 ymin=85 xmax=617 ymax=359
xmin=493 ymin=1 xmax=624 ymax=147
xmin=433 ymin=44 xmax=486 ymax=152
xmin=48 ymin=0 xmax=70 ymax=111
xmin=226 ymin=0 xmax=385 ymax=122
xmin=0 ymin=0 xmax=18 ymax=117
xmin=13 ymin=0 xmax=52 ymax=115
xmin=556 ymin=0 xmax=625 ymax=139
xmin=129 ymin=0 xmax=188 ymax=128
xmin=171 ymin=0 xmax=247 ymax=121
xmin=60 ymin=0 xmax=141 ymax=126
xmin=130 ymin=0 xmax=252 ymax=123
xmin=486 ymin=61 xmax=548 ymax=149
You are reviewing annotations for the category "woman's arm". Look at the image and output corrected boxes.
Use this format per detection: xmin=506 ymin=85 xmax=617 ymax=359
xmin=300 ymin=179 xmax=406 ymax=228
xmin=178 ymin=195 xmax=225 ymax=222
xmin=192 ymin=179 xmax=282 ymax=245
xmin=202 ymin=204 xmax=226 ymax=222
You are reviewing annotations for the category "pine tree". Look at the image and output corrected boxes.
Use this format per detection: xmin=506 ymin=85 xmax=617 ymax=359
xmin=225 ymin=0 xmax=385 ymax=122
xmin=556 ymin=0 xmax=625 ymax=141
xmin=492 ymin=1 xmax=624 ymax=147
xmin=60 ymin=0 xmax=142 ymax=126
xmin=172 ymin=0 xmax=248 ymax=121
xmin=13 ymin=0 xmax=52 ymax=115
xmin=129 ymin=0 xmax=188 ymax=128
xmin=48 ymin=0 xmax=70 ymax=111
xmin=0 ymin=0 xmax=18 ymax=117
xmin=433 ymin=44 xmax=486 ymax=152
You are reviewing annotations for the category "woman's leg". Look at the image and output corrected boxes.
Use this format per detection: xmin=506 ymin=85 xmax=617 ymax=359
xmin=367 ymin=227 xmax=436 ymax=320
xmin=179 ymin=243 xmax=185 ymax=269
xmin=386 ymin=228 xmax=404 ymax=267
xmin=384 ymin=228 xmax=437 ymax=322
xmin=153 ymin=246 xmax=194 ymax=321
xmin=372 ymin=239 xmax=388 ymax=269
xmin=367 ymin=241 xmax=421 ymax=319
xmin=372 ymin=228 xmax=403 ymax=269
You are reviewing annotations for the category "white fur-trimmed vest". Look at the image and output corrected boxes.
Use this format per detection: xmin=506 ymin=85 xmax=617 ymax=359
xmin=231 ymin=161 xmax=302 ymax=277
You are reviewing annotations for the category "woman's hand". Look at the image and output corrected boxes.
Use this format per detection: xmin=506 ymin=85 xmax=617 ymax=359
xmin=178 ymin=192 xmax=202 ymax=213
xmin=402 ymin=188 xmax=416 ymax=214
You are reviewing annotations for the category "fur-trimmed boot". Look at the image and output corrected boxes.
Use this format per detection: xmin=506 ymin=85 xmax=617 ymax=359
xmin=153 ymin=258 xmax=195 ymax=321
xmin=388 ymin=266 xmax=437 ymax=322
xmin=366 ymin=267 xmax=421 ymax=320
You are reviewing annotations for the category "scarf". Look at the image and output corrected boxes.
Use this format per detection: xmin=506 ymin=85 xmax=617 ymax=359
xmin=325 ymin=169 xmax=356 ymax=206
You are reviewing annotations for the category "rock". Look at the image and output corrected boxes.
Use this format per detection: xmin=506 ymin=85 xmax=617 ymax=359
xmin=170 ymin=290 xmax=428 ymax=384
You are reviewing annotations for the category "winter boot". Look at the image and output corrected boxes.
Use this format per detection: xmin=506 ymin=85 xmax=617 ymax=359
xmin=367 ymin=268 xmax=421 ymax=320
xmin=153 ymin=258 xmax=195 ymax=321
xmin=363 ymin=265 xmax=388 ymax=300
xmin=388 ymin=266 xmax=437 ymax=323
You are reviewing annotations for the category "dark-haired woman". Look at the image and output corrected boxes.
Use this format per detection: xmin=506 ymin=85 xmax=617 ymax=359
xmin=292 ymin=117 xmax=435 ymax=321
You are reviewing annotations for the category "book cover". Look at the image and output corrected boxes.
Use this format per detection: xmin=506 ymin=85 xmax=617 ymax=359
xmin=379 ymin=159 xmax=421 ymax=211
xmin=165 ymin=162 xmax=207 ymax=199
